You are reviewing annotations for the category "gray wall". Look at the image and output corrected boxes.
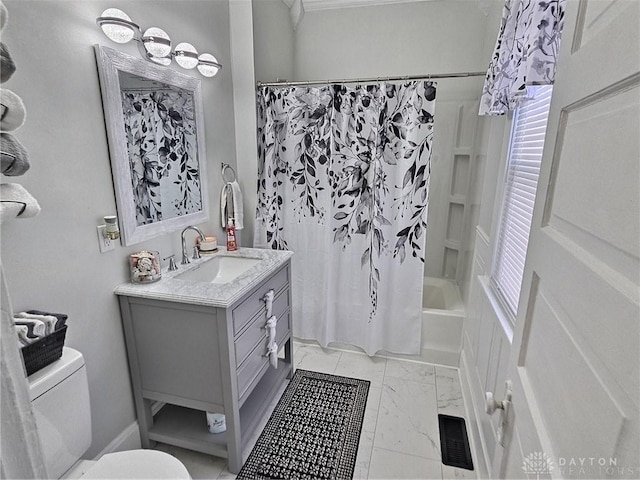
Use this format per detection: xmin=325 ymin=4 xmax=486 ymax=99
xmin=252 ymin=0 xmax=295 ymax=83
xmin=294 ymin=2 xmax=491 ymax=81
xmin=1 ymin=0 xmax=236 ymax=457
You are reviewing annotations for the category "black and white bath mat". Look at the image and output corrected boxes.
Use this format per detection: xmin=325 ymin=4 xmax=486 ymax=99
xmin=237 ymin=369 xmax=370 ymax=480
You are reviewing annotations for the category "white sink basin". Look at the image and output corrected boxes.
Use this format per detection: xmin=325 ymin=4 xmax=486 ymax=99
xmin=176 ymin=256 xmax=261 ymax=284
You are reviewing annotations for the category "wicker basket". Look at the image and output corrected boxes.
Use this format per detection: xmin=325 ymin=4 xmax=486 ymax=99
xmin=21 ymin=325 xmax=68 ymax=376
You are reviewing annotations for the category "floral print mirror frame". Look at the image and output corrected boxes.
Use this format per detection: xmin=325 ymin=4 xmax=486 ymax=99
xmin=95 ymin=45 xmax=210 ymax=246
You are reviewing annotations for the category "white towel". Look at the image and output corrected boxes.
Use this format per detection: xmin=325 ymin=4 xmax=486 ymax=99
xmin=268 ymin=341 xmax=278 ymax=369
xmin=0 ymin=183 xmax=40 ymax=221
xmin=15 ymin=325 xmax=32 ymax=346
xmin=0 ymin=3 xmax=8 ymax=32
xmin=220 ymin=181 xmax=243 ymax=230
xmin=16 ymin=312 xmax=57 ymax=335
xmin=1 ymin=133 xmax=30 ymax=176
xmin=263 ymin=289 xmax=274 ymax=318
xmin=265 ymin=315 xmax=277 ymax=346
xmin=14 ymin=318 xmax=46 ymax=338
xmin=0 ymin=88 xmax=26 ymax=132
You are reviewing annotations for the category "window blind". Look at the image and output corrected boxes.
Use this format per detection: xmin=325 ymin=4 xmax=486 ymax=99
xmin=491 ymin=85 xmax=554 ymax=320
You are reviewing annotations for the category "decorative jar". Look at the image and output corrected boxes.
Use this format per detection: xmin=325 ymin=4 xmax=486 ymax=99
xmin=129 ymin=251 xmax=161 ymax=283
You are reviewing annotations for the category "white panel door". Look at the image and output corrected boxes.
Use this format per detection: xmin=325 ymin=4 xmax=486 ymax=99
xmin=495 ymin=1 xmax=639 ymax=478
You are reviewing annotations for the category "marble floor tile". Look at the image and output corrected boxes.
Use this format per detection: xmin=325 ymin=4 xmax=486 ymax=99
xmin=154 ymin=341 xmax=474 ymax=480
xmin=154 ymin=443 xmax=227 ymax=479
xmin=441 ymin=464 xmax=477 ymax=479
xmin=368 ymin=447 xmax=443 ymax=479
xmin=294 ymin=343 xmax=342 ymax=374
xmin=435 ymin=366 xmax=465 ymax=417
xmin=362 ymin=385 xmax=382 ymax=434
xmin=374 ymin=376 xmax=441 ymax=460
xmin=354 ymin=427 xmax=375 ymax=479
xmin=334 ymin=351 xmax=387 ymax=387
xmin=216 ymin=470 xmax=237 ymax=480
xmin=385 ymin=358 xmax=436 ymax=385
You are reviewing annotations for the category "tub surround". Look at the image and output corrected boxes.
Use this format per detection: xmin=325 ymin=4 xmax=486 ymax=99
xmin=423 ymin=277 xmax=464 ymax=311
xmin=114 ymin=247 xmax=293 ymax=308
xmin=421 ymin=277 xmax=465 ymax=367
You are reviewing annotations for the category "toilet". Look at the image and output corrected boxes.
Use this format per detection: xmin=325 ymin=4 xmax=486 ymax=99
xmin=28 ymin=347 xmax=191 ymax=479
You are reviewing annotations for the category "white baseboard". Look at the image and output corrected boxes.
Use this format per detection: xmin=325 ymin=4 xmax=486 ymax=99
xmin=93 ymin=402 xmax=166 ymax=459
xmin=93 ymin=422 xmax=142 ymax=459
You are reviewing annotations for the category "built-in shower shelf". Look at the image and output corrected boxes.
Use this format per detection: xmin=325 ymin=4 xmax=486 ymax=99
xmin=425 ymin=98 xmax=479 ymax=282
xmin=444 ymin=240 xmax=461 ymax=249
xmin=453 ymin=147 xmax=472 ymax=156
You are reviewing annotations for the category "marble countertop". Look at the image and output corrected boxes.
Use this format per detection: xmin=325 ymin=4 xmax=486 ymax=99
xmin=114 ymin=247 xmax=293 ymax=308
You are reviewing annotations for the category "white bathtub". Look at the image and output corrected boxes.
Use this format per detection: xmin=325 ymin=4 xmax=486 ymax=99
xmin=295 ymin=276 xmax=465 ymax=367
xmin=420 ymin=277 xmax=465 ymax=366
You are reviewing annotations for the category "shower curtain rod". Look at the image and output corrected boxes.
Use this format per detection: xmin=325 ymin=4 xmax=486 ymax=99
xmin=256 ymin=71 xmax=486 ymax=87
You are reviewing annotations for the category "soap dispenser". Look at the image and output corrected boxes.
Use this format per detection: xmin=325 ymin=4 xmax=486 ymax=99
xmin=226 ymin=218 xmax=238 ymax=251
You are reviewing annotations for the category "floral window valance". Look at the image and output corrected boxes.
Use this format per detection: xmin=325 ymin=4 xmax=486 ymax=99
xmin=479 ymin=0 xmax=566 ymax=116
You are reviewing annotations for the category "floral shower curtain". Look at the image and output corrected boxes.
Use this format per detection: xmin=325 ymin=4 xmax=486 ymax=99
xmin=255 ymin=81 xmax=436 ymax=355
xmin=479 ymin=0 xmax=566 ymax=115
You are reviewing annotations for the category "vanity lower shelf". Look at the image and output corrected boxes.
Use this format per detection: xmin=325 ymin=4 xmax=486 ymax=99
xmin=149 ymin=404 xmax=228 ymax=457
xmin=147 ymin=354 xmax=292 ymax=460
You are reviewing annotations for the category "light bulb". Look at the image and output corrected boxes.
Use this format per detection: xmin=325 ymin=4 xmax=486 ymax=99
xmin=174 ymin=42 xmax=198 ymax=69
xmin=197 ymin=53 xmax=221 ymax=77
xmin=97 ymin=8 xmax=138 ymax=44
xmin=148 ymin=56 xmax=172 ymax=66
xmin=142 ymin=27 xmax=172 ymax=58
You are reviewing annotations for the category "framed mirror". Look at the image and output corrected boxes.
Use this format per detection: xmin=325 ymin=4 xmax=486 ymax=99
xmin=95 ymin=45 xmax=209 ymax=246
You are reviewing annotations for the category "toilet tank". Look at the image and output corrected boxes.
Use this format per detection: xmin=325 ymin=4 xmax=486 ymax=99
xmin=28 ymin=347 xmax=92 ymax=479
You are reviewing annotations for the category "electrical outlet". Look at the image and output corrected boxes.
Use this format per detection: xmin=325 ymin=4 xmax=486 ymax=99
xmin=97 ymin=225 xmax=115 ymax=253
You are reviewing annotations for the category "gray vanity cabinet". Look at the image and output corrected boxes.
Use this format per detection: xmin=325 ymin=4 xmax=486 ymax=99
xmin=116 ymin=262 xmax=293 ymax=474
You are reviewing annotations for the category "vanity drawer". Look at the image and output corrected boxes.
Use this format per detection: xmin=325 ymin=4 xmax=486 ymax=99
xmin=234 ymin=288 xmax=290 ymax=367
xmin=232 ymin=265 xmax=288 ymax=335
xmin=236 ymin=309 xmax=290 ymax=398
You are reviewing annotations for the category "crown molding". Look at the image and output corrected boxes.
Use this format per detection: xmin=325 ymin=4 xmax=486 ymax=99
xmin=301 ymin=0 xmax=437 ymax=11
xmin=280 ymin=0 xmax=305 ymax=30
xmin=280 ymin=0 xmax=449 ymax=29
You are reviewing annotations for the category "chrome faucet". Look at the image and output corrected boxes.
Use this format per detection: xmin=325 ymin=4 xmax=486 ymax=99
xmin=181 ymin=226 xmax=206 ymax=265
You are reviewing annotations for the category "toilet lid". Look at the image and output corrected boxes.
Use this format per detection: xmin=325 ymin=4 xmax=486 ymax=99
xmin=80 ymin=450 xmax=191 ymax=479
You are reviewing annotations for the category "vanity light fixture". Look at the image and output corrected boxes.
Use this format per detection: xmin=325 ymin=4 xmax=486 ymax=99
xmin=197 ymin=54 xmax=221 ymax=77
xmin=96 ymin=8 xmax=222 ymax=77
xmin=141 ymin=27 xmax=172 ymax=66
xmin=174 ymin=42 xmax=199 ymax=70
xmin=97 ymin=8 xmax=138 ymax=44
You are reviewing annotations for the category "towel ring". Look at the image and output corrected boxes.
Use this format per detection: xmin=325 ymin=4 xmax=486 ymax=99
xmin=222 ymin=163 xmax=236 ymax=183
xmin=0 ymin=200 xmax=27 ymax=215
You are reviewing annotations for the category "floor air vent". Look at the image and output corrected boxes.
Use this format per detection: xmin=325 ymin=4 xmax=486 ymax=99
xmin=438 ymin=414 xmax=474 ymax=470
